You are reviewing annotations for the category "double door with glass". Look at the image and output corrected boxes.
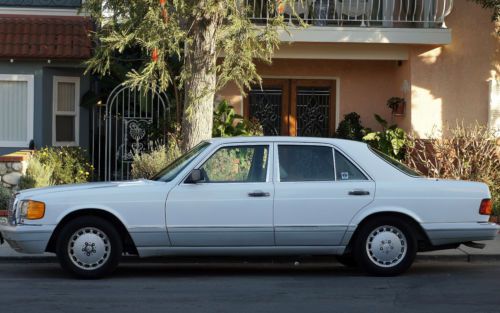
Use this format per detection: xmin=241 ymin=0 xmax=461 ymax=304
xmin=244 ymin=79 xmax=336 ymax=137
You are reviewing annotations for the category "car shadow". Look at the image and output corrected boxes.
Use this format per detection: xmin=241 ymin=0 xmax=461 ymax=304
xmin=1 ymin=257 xmax=488 ymax=280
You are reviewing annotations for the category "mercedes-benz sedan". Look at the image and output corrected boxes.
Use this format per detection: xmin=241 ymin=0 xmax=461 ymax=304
xmin=1 ymin=137 xmax=498 ymax=278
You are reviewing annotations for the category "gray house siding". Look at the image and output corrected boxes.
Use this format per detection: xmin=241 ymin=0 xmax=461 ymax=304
xmin=0 ymin=61 xmax=90 ymax=155
xmin=0 ymin=0 xmax=81 ymax=8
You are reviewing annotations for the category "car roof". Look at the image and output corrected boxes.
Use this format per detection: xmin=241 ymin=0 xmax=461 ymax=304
xmin=207 ymin=136 xmax=366 ymax=146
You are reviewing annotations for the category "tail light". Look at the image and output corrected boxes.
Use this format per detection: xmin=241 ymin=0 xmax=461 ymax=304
xmin=479 ymin=199 xmax=493 ymax=216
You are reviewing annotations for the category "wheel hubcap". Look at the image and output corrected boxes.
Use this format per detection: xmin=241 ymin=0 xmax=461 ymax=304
xmin=68 ymin=227 xmax=110 ymax=270
xmin=366 ymin=225 xmax=407 ymax=268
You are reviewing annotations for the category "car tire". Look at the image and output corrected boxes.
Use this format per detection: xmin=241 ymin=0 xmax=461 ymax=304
xmin=335 ymin=255 xmax=358 ymax=268
xmin=56 ymin=216 xmax=123 ymax=279
xmin=354 ymin=217 xmax=417 ymax=276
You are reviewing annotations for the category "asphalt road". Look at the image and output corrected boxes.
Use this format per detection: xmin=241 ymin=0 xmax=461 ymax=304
xmin=0 ymin=260 xmax=499 ymax=313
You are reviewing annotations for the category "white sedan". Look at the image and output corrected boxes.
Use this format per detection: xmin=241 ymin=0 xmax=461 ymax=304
xmin=0 ymin=137 xmax=498 ymax=278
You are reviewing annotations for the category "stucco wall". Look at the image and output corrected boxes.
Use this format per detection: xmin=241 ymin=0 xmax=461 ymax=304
xmin=0 ymin=61 xmax=90 ymax=155
xmin=409 ymin=1 xmax=499 ymax=137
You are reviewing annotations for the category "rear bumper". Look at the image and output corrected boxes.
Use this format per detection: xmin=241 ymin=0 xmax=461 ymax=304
xmin=0 ymin=224 xmax=55 ymax=254
xmin=422 ymin=222 xmax=500 ymax=246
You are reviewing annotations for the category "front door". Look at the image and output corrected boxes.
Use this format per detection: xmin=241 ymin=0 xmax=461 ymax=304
xmin=165 ymin=143 xmax=275 ymax=246
xmin=245 ymin=79 xmax=336 ymax=137
xmin=273 ymin=143 xmax=375 ymax=246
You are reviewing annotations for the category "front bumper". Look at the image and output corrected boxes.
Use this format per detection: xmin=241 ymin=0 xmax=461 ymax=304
xmin=423 ymin=222 xmax=500 ymax=246
xmin=0 ymin=224 xmax=55 ymax=254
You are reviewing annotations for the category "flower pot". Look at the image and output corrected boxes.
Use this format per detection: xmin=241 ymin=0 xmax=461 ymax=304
xmin=392 ymin=103 xmax=405 ymax=116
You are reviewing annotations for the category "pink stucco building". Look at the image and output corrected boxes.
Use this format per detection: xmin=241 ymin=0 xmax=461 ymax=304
xmin=217 ymin=0 xmax=500 ymax=138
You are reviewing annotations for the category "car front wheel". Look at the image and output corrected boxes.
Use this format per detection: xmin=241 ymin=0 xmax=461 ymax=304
xmin=56 ymin=216 xmax=123 ymax=279
xmin=354 ymin=217 xmax=417 ymax=276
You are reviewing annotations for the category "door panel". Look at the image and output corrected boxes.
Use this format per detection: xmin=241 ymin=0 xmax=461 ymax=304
xmin=273 ymin=144 xmax=375 ymax=246
xmin=290 ymin=80 xmax=336 ymax=137
xmin=165 ymin=144 xmax=275 ymax=247
xmin=245 ymin=79 xmax=289 ymax=136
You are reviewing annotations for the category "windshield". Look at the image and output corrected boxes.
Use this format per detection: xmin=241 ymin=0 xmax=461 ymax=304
xmin=369 ymin=146 xmax=423 ymax=177
xmin=152 ymin=141 xmax=211 ymax=182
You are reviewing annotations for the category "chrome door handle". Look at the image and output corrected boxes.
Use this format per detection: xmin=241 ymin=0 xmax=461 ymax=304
xmin=248 ymin=191 xmax=270 ymax=197
xmin=348 ymin=190 xmax=370 ymax=196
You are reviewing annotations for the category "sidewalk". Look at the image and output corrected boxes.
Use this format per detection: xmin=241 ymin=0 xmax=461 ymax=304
xmin=1 ymin=235 xmax=499 ymax=263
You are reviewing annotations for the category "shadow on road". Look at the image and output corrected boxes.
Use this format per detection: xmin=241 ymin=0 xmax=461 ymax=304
xmin=1 ymin=259 xmax=492 ymax=280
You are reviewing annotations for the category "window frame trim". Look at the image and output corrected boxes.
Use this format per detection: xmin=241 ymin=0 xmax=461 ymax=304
xmin=0 ymin=74 xmax=34 ymax=147
xmin=274 ymin=142 xmax=373 ymax=183
xmin=52 ymin=76 xmax=80 ymax=147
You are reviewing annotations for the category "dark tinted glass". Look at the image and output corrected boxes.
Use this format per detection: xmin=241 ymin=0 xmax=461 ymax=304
xmin=334 ymin=150 xmax=367 ymax=181
xmin=278 ymin=145 xmax=335 ymax=182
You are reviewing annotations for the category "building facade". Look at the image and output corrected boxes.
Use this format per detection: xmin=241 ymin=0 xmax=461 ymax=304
xmin=0 ymin=0 xmax=91 ymax=155
xmin=217 ymin=0 xmax=500 ymax=138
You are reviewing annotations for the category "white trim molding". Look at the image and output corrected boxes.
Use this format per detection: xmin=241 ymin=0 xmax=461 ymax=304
xmin=277 ymin=27 xmax=452 ymax=45
xmin=52 ymin=76 xmax=80 ymax=147
xmin=0 ymin=7 xmax=84 ymax=16
xmin=0 ymin=74 xmax=34 ymax=148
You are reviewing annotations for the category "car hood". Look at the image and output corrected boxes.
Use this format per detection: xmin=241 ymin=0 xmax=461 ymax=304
xmin=17 ymin=179 xmax=163 ymax=199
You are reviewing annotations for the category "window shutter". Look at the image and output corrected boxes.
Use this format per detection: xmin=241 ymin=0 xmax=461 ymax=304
xmin=489 ymin=79 xmax=500 ymax=136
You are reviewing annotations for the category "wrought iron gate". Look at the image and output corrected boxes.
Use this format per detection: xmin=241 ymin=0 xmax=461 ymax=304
xmin=91 ymin=85 xmax=171 ymax=181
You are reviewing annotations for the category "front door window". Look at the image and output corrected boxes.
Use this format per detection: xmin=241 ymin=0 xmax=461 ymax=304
xmin=200 ymin=145 xmax=269 ymax=183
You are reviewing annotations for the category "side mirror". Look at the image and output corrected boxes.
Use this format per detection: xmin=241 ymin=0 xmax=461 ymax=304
xmin=185 ymin=169 xmax=204 ymax=184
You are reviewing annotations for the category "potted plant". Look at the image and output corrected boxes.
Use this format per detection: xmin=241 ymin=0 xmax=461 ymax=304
xmin=387 ymin=97 xmax=406 ymax=116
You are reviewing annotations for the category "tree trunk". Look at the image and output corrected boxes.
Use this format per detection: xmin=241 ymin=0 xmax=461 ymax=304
xmin=181 ymin=4 xmax=221 ymax=151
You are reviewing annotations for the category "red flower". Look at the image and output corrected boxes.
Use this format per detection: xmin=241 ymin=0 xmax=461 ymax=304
xmin=277 ymin=0 xmax=285 ymax=14
xmin=152 ymin=48 xmax=159 ymax=62
xmin=159 ymin=0 xmax=166 ymax=7
xmin=162 ymin=8 xmax=168 ymax=22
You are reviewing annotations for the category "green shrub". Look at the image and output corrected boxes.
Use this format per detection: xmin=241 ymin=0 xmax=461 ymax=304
xmin=19 ymin=147 xmax=92 ymax=190
xmin=34 ymin=147 xmax=93 ymax=185
xmin=18 ymin=158 xmax=54 ymax=190
xmin=405 ymin=123 xmax=500 ymax=216
xmin=0 ymin=186 xmax=11 ymax=211
xmin=213 ymin=100 xmax=263 ymax=137
xmin=335 ymin=112 xmax=370 ymax=141
xmin=363 ymin=114 xmax=408 ymax=160
xmin=131 ymin=139 xmax=182 ymax=179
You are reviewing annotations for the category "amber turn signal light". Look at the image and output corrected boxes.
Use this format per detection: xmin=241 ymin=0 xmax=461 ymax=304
xmin=25 ymin=201 xmax=46 ymax=220
xmin=479 ymin=199 xmax=493 ymax=216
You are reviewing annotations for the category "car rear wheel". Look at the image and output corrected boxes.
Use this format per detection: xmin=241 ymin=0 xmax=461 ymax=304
xmin=56 ymin=216 xmax=123 ymax=279
xmin=354 ymin=217 xmax=417 ymax=276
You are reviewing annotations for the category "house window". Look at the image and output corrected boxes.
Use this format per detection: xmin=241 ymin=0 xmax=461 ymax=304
xmin=0 ymin=74 xmax=34 ymax=147
xmin=53 ymin=76 xmax=80 ymax=146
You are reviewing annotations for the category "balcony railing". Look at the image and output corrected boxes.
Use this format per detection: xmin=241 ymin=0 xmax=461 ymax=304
xmin=246 ymin=0 xmax=454 ymax=28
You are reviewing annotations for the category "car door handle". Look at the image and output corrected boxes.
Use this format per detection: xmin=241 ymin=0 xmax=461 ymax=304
xmin=348 ymin=190 xmax=370 ymax=196
xmin=248 ymin=191 xmax=270 ymax=197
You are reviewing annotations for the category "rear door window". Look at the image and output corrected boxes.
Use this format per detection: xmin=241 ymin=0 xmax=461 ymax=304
xmin=278 ymin=145 xmax=335 ymax=182
xmin=334 ymin=150 xmax=368 ymax=181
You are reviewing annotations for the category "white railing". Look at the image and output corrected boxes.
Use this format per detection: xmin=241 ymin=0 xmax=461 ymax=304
xmin=245 ymin=0 xmax=454 ymax=28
